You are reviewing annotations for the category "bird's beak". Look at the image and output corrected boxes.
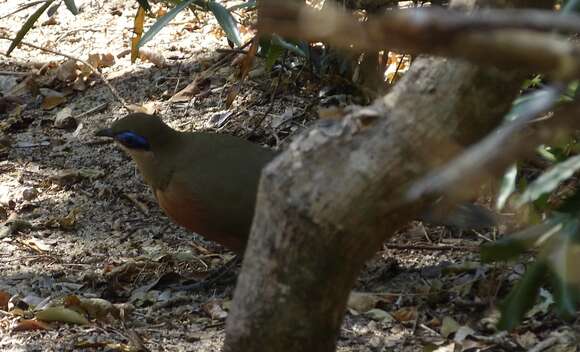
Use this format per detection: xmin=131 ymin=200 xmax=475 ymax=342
xmin=95 ymin=128 xmax=114 ymax=138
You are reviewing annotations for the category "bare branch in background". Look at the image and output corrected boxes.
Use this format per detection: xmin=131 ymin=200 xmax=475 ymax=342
xmin=258 ymin=3 xmax=580 ymax=79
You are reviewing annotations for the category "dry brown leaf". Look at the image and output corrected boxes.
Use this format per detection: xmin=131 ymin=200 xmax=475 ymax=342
xmin=202 ymin=300 xmax=228 ymax=320
xmin=170 ymin=75 xmax=211 ymax=102
xmin=347 ymin=292 xmax=380 ymax=313
xmin=155 ymin=6 xmax=167 ymax=17
xmin=127 ymin=103 xmax=157 ymax=115
xmin=225 ymin=84 xmax=240 ymax=108
xmin=77 ymin=297 xmax=115 ymax=320
xmin=54 ymin=107 xmax=77 ymax=129
xmin=21 ymin=237 xmax=51 ymax=253
xmin=11 ymin=319 xmax=51 ymax=332
xmin=515 ymin=331 xmax=539 ymax=349
xmin=87 ymin=53 xmax=115 ymax=69
xmin=0 ymin=290 xmax=9 ymax=310
xmin=139 ymin=49 xmax=167 ymax=67
xmin=131 ymin=7 xmax=146 ymax=63
xmin=50 ymin=168 xmax=105 ymax=185
xmin=72 ymin=76 xmax=87 ymax=91
xmin=41 ymin=95 xmax=66 ymax=110
xmin=57 ymin=208 xmax=80 ymax=230
xmin=238 ymin=36 xmax=259 ymax=79
xmin=440 ymin=316 xmax=461 ymax=339
xmin=56 ymin=59 xmax=78 ymax=82
xmin=391 ymin=306 xmax=417 ymax=322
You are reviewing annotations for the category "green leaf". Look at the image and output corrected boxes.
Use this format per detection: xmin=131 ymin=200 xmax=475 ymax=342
xmin=504 ymin=89 xmax=556 ymax=123
xmin=258 ymin=35 xmax=271 ymax=56
xmin=481 ymin=221 xmax=561 ymax=262
xmin=272 ymin=35 xmax=306 ymax=57
xmin=540 ymin=216 xmax=580 ymax=318
xmin=138 ymin=0 xmax=204 ymax=48
xmin=47 ymin=2 xmax=61 ymax=17
xmin=64 ymin=0 xmax=79 ymax=15
xmin=497 ymin=261 xmax=548 ymax=330
xmin=265 ymin=41 xmax=284 ymax=70
xmin=563 ymin=0 xmax=580 ymax=13
xmin=7 ymin=0 xmax=56 ymax=56
xmin=536 ymin=145 xmax=558 ymax=162
xmin=561 ymin=80 xmax=579 ymax=101
xmin=521 ymin=75 xmax=542 ymax=90
xmin=516 ymin=154 xmax=580 ymax=207
xmin=550 ymin=274 xmax=578 ymax=319
xmin=208 ymin=0 xmax=242 ymax=47
xmin=228 ymin=0 xmax=256 ymax=11
xmin=496 ymin=164 xmax=517 ymax=211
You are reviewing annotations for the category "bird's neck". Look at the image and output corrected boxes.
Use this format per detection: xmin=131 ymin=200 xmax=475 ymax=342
xmin=130 ymin=151 xmax=174 ymax=190
xmin=123 ymin=134 xmax=182 ymax=191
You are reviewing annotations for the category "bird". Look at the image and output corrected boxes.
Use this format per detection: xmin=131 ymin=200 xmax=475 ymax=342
xmin=96 ymin=113 xmax=496 ymax=255
xmin=96 ymin=113 xmax=275 ymax=254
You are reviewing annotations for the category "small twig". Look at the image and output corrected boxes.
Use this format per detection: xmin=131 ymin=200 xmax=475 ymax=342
xmin=390 ymin=54 xmax=408 ymax=84
xmin=0 ymin=1 xmax=46 ymax=20
xmin=419 ymin=323 xmax=441 ymax=337
xmin=0 ymin=36 xmax=129 ymax=110
xmin=250 ymin=54 xmax=286 ymax=133
xmin=122 ymin=193 xmax=149 ymax=214
xmin=75 ymin=102 xmax=109 ymax=119
xmin=216 ymin=48 xmax=249 ymax=54
xmin=527 ymin=336 xmax=560 ymax=352
xmin=0 ymin=70 xmax=30 ymax=76
xmin=54 ymin=27 xmax=101 ymax=43
xmin=384 ymin=243 xmax=480 ymax=252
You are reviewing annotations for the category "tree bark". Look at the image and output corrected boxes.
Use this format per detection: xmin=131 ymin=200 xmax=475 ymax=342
xmin=223 ymin=0 xmax=552 ymax=351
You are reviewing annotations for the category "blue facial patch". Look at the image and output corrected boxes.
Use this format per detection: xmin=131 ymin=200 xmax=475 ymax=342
xmin=115 ymin=131 xmax=150 ymax=150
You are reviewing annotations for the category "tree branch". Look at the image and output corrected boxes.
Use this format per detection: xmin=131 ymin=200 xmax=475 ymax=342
xmin=258 ymin=3 xmax=580 ymax=79
xmin=408 ymin=89 xmax=580 ymax=204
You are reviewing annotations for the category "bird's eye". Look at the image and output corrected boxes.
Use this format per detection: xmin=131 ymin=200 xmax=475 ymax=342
xmin=115 ymin=131 xmax=150 ymax=150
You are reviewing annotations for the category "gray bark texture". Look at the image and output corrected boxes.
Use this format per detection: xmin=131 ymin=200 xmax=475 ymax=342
xmin=223 ymin=0 xmax=552 ymax=351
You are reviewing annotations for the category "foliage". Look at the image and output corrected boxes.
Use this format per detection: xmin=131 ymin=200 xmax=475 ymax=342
xmin=135 ymin=0 xmax=305 ymax=67
xmin=488 ymin=78 xmax=580 ymax=329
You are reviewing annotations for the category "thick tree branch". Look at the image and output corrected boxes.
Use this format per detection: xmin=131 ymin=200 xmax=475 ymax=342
xmin=224 ymin=0 xmax=555 ymax=351
xmin=258 ymin=4 xmax=580 ymax=79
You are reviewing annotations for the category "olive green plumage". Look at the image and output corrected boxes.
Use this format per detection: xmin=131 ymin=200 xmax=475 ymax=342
xmin=97 ymin=113 xmax=275 ymax=253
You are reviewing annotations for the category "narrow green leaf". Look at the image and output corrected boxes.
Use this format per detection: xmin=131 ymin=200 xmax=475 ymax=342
xmin=521 ymin=75 xmax=542 ymax=90
xmin=504 ymin=88 xmax=557 ymax=123
xmin=496 ymin=164 xmax=517 ymax=211
xmin=272 ymin=35 xmax=306 ymax=57
xmin=64 ymin=0 xmax=78 ymax=15
xmin=136 ymin=0 xmax=152 ymax=12
xmin=536 ymin=145 xmax=558 ymax=162
xmin=258 ymin=35 xmax=271 ymax=57
xmin=550 ymin=275 xmax=578 ymax=319
xmin=481 ymin=221 xmax=561 ymax=262
xmin=138 ymin=0 xmax=205 ymax=48
xmin=228 ymin=0 xmax=256 ymax=11
xmin=497 ymin=261 xmax=548 ymax=330
xmin=265 ymin=41 xmax=284 ymax=70
xmin=516 ymin=154 xmax=580 ymax=207
xmin=7 ymin=0 xmax=56 ymax=56
xmin=47 ymin=2 xmax=61 ymax=17
xmin=208 ymin=0 xmax=242 ymax=47
xmin=563 ymin=0 xmax=580 ymax=13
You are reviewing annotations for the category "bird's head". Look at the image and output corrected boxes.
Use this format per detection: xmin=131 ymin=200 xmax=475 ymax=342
xmin=95 ymin=113 xmax=176 ymax=153
xmin=95 ymin=113 xmax=179 ymax=188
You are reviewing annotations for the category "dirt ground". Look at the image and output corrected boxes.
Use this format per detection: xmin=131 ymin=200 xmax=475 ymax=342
xmin=0 ymin=1 xmax=578 ymax=351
